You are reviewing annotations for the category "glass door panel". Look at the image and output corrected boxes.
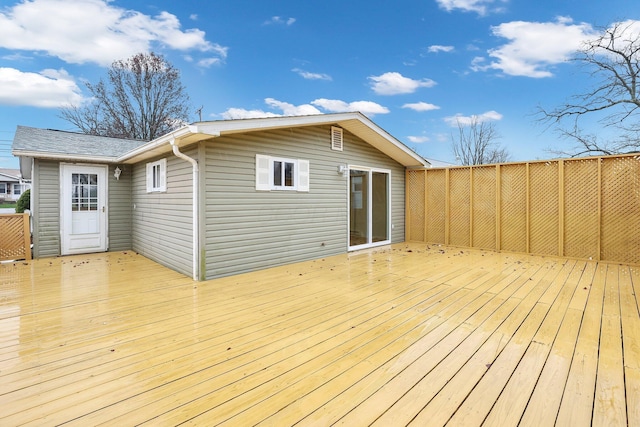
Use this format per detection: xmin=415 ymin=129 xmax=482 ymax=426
xmin=349 ymin=169 xmax=369 ymax=247
xmin=349 ymin=168 xmax=390 ymax=249
xmin=372 ymin=172 xmax=389 ymax=243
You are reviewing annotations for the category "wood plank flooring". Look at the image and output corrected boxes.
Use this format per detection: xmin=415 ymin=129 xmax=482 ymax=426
xmin=0 ymin=244 xmax=638 ymax=426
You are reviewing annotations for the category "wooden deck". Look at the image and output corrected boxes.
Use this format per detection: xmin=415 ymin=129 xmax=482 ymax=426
xmin=1 ymin=244 xmax=638 ymax=426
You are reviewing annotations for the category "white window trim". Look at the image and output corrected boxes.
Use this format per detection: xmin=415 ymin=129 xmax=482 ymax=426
xmin=146 ymin=158 xmax=167 ymax=193
xmin=0 ymin=183 xmax=6 ymax=194
xmin=256 ymin=154 xmax=309 ymax=192
xmin=12 ymin=183 xmax=23 ymax=195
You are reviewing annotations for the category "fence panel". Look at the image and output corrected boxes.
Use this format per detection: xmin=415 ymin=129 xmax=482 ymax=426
xmin=406 ymin=170 xmax=425 ymax=242
xmin=564 ymin=158 xmax=599 ymax=259
xmin=472 ymin=166 xmax=497 ymax=250
xmin=529 ymin=162 xmax=559 ymax=256
xmin=0 ymin=213 xmax=31 ymax=261
xmin=425 ymin=169 xmax=446 ymax=244
xmin=449 ymin=168 xmax=470 ymax=247
xmin=500 ymin=164 xmax=527 ymax=253
xmin=601 ymin=156 xmax=640 ymax=264
xmin=406 ymin=154 xmax=640 ymax=265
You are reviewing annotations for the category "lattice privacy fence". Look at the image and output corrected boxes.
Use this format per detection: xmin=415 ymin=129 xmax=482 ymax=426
xmin=0 ymin=213 xmax=31 ymax=261
xmin=406 ymin=154 xmax=640 ymax=265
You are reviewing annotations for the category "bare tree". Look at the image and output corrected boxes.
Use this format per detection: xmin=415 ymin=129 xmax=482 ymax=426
xmin=540 ymin=21 xmax=640 ymax=156
xmin=61 ymin=52 xmax=191 ymax=140
xmin=451 ymin=117 xmax=510 ymax=165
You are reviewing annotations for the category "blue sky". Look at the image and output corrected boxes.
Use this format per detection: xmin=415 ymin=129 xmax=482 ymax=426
xmin=0 ymin=0 xmax=637 ymax=169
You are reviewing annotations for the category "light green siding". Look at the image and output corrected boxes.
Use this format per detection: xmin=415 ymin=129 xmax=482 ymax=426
xmin=107 ymin=164 xmax=133 ymax=251
xmin=32 ymin=159 xmax=60 ymax=258
xmin=131 ymin=149 xmax=196 ymax=277
xmin=203 ymin=125 xmax=405 ymax=279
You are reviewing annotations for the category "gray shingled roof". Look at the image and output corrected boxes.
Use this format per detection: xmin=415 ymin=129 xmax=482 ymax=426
xmin=12 ymin=126 xmax=147 ymax=160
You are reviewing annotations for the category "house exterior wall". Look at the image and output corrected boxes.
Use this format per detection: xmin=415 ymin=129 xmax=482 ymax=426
xmin=32 ymin=159 xmax=60 ymax=258
xmin=131 ymin=149 xmax=196 ymax=277
xmin=31 ymin=160 xmax=133 ymax=258
xmin=202 ymin=125 xmax=405 ymax=279
xmin=107 ymin=164 xmax=133 ymax=251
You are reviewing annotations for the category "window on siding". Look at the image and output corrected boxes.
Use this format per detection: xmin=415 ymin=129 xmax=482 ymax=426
xmin=13 ymin=184 xmax=22 ymax=196
xmin=146 ymin=158 xmax=167 ymax=193
xmin=256 ymin=154 xmax=309 ymax=192
xmin=0 ymin=183 xmax=6 ymax=194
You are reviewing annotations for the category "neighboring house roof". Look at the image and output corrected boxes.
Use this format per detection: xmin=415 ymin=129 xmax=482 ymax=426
xmin=0 ymin=168 xmax=22 ymax=182
xmin=424 ymin=158 xmax=456 ymax=168
xmin=12 ymin=113 xmax=430 ymax=176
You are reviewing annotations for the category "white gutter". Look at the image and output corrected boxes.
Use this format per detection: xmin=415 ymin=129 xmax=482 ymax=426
xmin=118 ymin=125 xmax=196 ymax=162
xmin=169 ymin=137 xmax=200 ymax=281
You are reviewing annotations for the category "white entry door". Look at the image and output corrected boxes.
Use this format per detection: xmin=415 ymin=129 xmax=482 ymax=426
xmin=61 ymin=164 xmax=107 ymax=255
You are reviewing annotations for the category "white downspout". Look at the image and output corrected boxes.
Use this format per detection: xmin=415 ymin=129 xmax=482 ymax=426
xmin=169 ymin=138 xmax=200 ymax=280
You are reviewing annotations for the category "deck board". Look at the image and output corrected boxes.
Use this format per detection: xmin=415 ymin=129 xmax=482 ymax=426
xmin=1 ymin=245 xmax=638 ymax=426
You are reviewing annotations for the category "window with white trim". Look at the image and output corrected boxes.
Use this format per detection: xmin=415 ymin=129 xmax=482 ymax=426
xmin=0 ymin=183 xmax=6 ymax=194
xmin=146 ymin=158 xmax=167 ymax=193
xmin=256 ymin=154 xmax=309 ymax=192
xmin=13 ymin=184 xmax=22 ymax=196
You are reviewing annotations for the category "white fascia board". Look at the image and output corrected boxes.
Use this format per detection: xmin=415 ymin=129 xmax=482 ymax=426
xmin=12 ymin=150 xmax=117 ymax=163
xmin=117 ymin=125 xmax=196 ymax=162
xmin=117 ymin=125 xmax=223 ymax=163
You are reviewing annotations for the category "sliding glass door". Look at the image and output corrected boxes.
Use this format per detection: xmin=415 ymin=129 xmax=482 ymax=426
xmin=349 ymin=167 xmax=390 ymax=249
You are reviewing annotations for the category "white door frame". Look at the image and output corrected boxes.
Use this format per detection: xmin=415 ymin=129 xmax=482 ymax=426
xmin=60 ymin=164 xmax=108 ymax=255
xmin=347 ymin=165 xmax=391 ymax=251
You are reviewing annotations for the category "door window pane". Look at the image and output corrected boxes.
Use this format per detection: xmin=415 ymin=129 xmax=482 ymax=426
xmin=71 ymin=173 xmax=98 ymax=211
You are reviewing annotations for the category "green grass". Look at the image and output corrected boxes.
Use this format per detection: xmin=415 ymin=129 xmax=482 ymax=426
xmin=0 ymin=202 xmax=17 ymax=209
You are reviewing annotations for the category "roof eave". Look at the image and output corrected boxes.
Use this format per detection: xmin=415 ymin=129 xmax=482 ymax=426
xmin=117 ymin=125 xmax=219 ymax=163
xmin=12 ymin=150 xmax=117 ymax=164
xmin=195 ymin=112 xmax=429 ymax=168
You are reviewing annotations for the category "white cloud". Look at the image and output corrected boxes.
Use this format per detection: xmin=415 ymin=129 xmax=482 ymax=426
xmin=0 ymin=0 xmax=224 ymax=66
xmin=369 ymin=72 xmax=436 ymax=95
xmin=428 ymin=45 xmax=455 ymax=53
xmin=436 ymin=0 xmax=508 ymax=15
xmin=221 ymin=97 xmax=390 ymax=119
xmin=220 ymin=108 xmax=281 ymax=120
xmin=197 ymin=57 xmax=223 ymax=68
xmin=435 ymin=0 xmax=507 ymax=15
xmin=0 ymin=67 xmax=85 ymax=108
xmin=312 ymin=99 xmax=390 ymax=116
xmin=476 ymin=17 xmax=596 ymax=78
xmin=402 ymin=102 xmax=440 ymax=112
xmin=265 ymin=98 xmax=322 ymax=116
xmin=292 ymin=68 xmax=332 ymax=81
xmin=264 ymin=16 xmax=296 ymax=26
xmin=444 ymin=110 xmax=503 ymax=126
xmin=408 ymin=136 xmax=430 ymax=143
